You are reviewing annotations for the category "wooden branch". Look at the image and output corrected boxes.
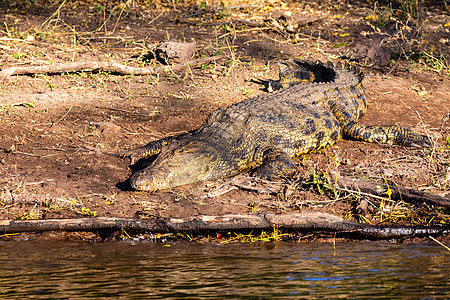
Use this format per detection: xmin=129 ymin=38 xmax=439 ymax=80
xmin=335 ymin=174 xmax=450 ymax=208
xmin=0 ymin=54 xmax=225 ymax=78
xmin=0 ymin=212 xmax=447 ymax=240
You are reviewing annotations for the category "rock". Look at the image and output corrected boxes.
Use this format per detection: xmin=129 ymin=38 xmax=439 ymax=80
xmin=350 ymin=44 xmax=391 ymax=67
xmin=154 ymin=41 xmax=196 ymax=65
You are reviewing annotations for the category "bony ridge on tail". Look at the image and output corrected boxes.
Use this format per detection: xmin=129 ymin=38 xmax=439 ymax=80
xmin=121 ymin=59 xmax=431 ymax=191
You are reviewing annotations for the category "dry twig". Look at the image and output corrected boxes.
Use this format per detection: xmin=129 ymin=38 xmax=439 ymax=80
xmin=334 ymin=173 xmax=450 ymax=208
xmin=1 ymin=193 xmax=83 ymax=209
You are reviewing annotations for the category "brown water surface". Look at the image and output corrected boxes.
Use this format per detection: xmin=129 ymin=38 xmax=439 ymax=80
xmin=0 ymin=240 xmax=448 ymax=298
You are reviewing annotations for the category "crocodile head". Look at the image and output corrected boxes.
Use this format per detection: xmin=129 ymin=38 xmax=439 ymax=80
xmin=129 ymin=139 xmax=219 ymax=191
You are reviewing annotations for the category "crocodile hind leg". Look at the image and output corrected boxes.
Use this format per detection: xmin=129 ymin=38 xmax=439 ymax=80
xmin=252 ymin=148 xmax=297 ymax=180
xmin=343 ymin=121 xmax=432 ymax=147
xmin=330 ymin=100 xmax=431 ymax=147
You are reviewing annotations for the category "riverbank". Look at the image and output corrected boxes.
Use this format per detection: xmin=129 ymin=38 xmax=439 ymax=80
xmin=0 ymin=0 xmax=448 ymax=242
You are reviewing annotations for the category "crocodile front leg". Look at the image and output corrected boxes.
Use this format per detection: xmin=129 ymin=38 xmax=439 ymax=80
xmin=119 ymin=136 xmax=174 ymax=160
xmin=252 ymin=148 xmax=297 ymax=180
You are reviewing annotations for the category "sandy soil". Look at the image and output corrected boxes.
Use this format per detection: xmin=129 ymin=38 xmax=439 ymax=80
xmin=0 ymin=0 xmax=448 ymax=232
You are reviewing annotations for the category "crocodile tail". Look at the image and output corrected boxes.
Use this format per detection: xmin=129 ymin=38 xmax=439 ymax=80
xmin=337 ymin=61 xmax=364 ymax=83
xmin=278 ymin=59 xmax=336 ymax=88
xmin=348 ymin=64 xmax=364 ymax=83
xmin=332 ymin=61 xmax=364 ymax=86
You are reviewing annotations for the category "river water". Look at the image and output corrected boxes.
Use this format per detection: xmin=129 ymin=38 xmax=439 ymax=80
xmin=0 ymin=239 xmax=448 ymax=298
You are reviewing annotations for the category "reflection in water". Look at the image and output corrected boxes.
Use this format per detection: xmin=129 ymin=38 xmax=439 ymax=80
xmin=0 ymin=240 xmax=448 ymax=298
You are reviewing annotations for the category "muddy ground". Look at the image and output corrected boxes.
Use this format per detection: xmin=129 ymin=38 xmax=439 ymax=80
xmin=0 ymin=0 xmax=449 ymax=239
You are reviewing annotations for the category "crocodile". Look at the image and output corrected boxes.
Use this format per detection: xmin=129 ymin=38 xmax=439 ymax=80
xmin=122 ymin=60 xmax=431 ymax=191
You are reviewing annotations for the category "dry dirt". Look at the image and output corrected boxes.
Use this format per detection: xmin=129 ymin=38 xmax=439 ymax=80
xmin=0 ymin=0 xmax=449 ymax=232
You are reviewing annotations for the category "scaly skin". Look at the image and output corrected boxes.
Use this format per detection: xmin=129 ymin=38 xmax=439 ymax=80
xmin=122 ymin=60 xmax=431 ymax=191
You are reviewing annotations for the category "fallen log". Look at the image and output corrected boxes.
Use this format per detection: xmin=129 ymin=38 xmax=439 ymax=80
xmin=0 ymin=212 xmax=447 ymax=240
xmin=335 ymin=174 xmax=450 ymax=208
xmin=0 ymin=54 xmax=225 ymax=78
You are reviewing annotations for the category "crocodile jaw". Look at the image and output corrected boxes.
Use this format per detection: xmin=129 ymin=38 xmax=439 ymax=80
xmin=128 ymin=169 xmax=171 ymax=191
xmin=129 ymin=162 xmax=215 ymax=191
